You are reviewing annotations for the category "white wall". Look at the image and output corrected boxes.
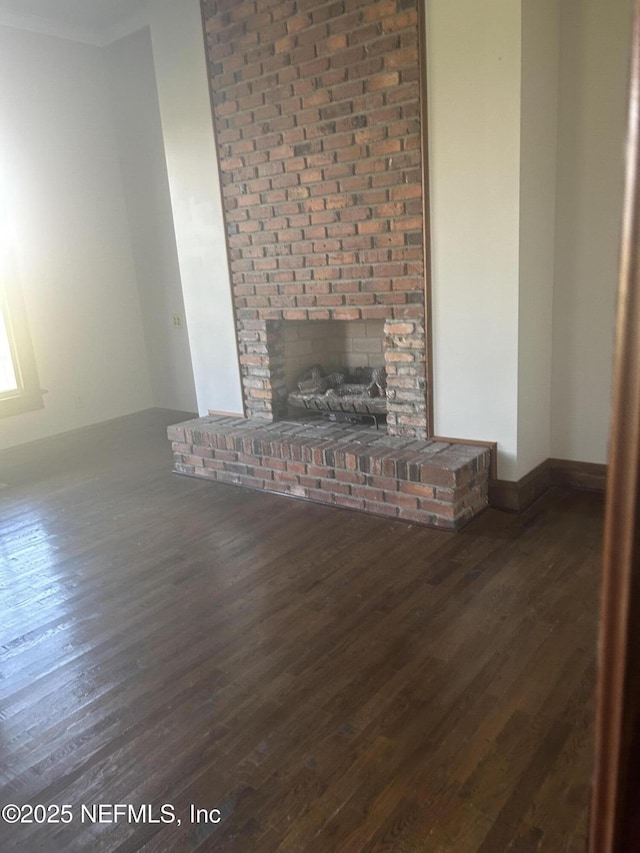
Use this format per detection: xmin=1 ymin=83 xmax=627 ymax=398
xmin=148 ymin=0 xmax=244 ymax=417
xmin=427 ymin=0 xmax=631 ymax=478
xmin=4 ymin=0 xmax=621 ymax=468
xmin=551 ymin=0 xmax=633 ymax=464
xmin=0 ymin=26 xmax=153 ymax=451
xmin=144 ymin=0 xmax=632 ymax=475
xmin=516 ymin=0 xmax=558 ymax=478
xmin=426 ymin=0 xmax=522 ymax=478
xmin=104 ymin=27 xmax=197 ymax=413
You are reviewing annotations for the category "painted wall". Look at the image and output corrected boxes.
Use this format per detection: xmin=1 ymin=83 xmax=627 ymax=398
xmin=143 ymin=0 xmax=634 ymax=475
xmin=104 ymin=27 xmax=197 ymax=413
xmin=425 ymin=0 xmax=522 ymax=478
xmin=427 ymin=0 xmax=631 ymax=477
xmin=516 ymin=0 xmax=558 ymax=478
xmin=0 ymin=26 xmax=153 ymax=452
xmin=147 ymin=0 xmax=244 ymax=417
xmin=551 ymin=0 xmax=633 ymax=464
xmin=2 ymin=0 xmax=627 ymax=469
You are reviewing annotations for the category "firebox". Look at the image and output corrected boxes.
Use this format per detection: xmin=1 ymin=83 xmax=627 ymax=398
xmin=283 ymin=320 xmax=386 ymax=424
xmin=237 ymin=316 xmax=429 ymax=438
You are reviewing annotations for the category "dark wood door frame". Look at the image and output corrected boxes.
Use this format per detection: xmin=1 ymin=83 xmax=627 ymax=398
xmin=589 ymin=1 xmax=640 ymax=849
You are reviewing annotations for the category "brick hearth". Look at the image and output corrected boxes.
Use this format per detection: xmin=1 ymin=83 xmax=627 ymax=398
xmin=169 ymin=416 xmax=489 ymax=530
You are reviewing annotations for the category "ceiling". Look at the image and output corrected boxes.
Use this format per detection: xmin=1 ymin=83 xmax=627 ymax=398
xmin=0 ymin=0 xmax=149 ymax=43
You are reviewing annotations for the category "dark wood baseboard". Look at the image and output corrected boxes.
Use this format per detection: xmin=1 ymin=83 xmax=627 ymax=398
xmin=549 ymin=458 xmax=608 ymax=492
xmin=489 ymin=458 xmax=607 ymax=512
xmin=489 ymin=460 xmax=551 ymax=512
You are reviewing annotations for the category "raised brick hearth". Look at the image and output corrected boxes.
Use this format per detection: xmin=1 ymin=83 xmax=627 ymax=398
xmin=170 ymin=416 xmax=489 ymax=530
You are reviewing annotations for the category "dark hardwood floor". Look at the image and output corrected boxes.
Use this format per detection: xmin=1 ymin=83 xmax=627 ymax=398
xmin=0 ymin=410 xmax=602 ymax=852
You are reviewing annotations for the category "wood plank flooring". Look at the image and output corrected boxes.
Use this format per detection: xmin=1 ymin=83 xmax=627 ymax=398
xmin=0 ymin=410 xmax=602 ymax=852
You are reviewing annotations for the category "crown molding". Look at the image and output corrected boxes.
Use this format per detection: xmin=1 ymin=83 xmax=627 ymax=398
xmin=98 ymin=7 xmax=149 ymax=47
xmin=0 ymin=4 xmax=150 ymax=48
xmin=0 ymin=8 xmax=102 ymax=45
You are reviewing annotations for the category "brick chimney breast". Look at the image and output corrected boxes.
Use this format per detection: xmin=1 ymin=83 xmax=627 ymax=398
xmin=202 ymin=0 xmax=428 ymax=437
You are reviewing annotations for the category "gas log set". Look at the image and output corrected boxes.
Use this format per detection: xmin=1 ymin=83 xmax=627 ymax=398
xmin=288 ymin=364 xmax=387 ymax=426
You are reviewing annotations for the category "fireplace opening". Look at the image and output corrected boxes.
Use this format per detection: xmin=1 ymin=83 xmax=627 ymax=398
xmin=283 ymin=320 xmax=387 ymax=426
xmin=237 ymin=316 xmax=428 ymax=438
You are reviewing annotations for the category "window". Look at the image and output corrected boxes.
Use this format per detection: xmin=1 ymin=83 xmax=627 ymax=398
xmin=0 ymin=280 xmax=42 ymax=418
xmin=0 ymin=300 xmax=18 ymax=393
xmin=0 ymin=176 xmax=43 ymax=418
xmin=0 ymin=171 xmax=42 ymax=418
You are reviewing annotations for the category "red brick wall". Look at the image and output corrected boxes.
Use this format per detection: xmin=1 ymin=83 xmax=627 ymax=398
xmin=201 ymin=0 xmax=429 ymax=436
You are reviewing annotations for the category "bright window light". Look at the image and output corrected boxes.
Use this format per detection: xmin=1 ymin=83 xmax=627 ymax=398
xmin=0 ymin=153 xmax=42 ymax=417
xmin=0 ymin=305 xmax=19 ymax=394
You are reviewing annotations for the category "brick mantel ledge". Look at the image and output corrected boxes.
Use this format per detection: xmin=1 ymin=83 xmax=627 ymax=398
xmin=168 ymin=416 xmax=489 ymax=530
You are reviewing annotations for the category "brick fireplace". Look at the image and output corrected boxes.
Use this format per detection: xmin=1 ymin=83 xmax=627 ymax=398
xmin=168 ymin=0 xmax=491 ymax=529
xmin=203 ymin=0 xmax=430 ymax=436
